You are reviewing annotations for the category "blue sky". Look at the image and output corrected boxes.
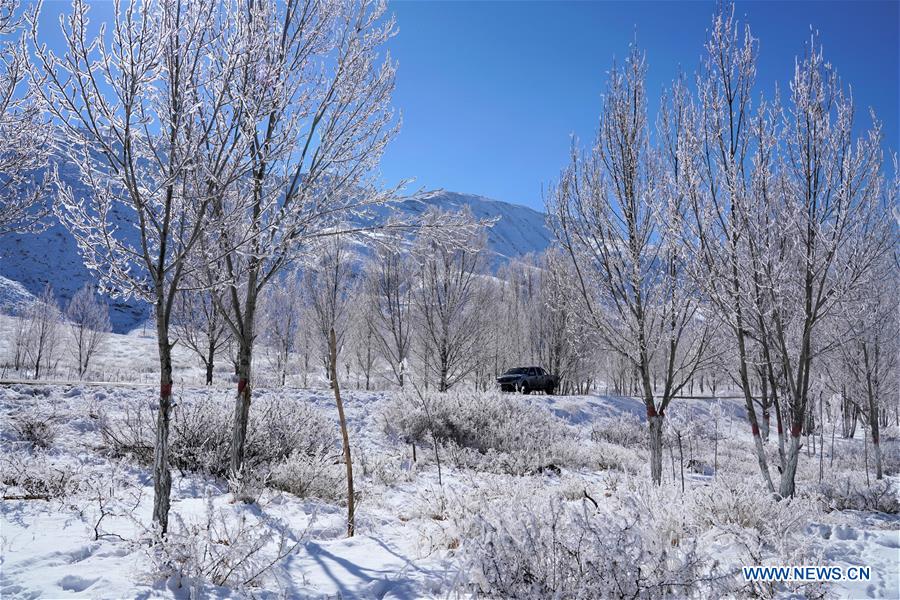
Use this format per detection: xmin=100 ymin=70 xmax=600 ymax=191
xmin=381 ymin=1 xmax=899 ymax=210
xmin=31 ymin=1 xmax=899 ymax=212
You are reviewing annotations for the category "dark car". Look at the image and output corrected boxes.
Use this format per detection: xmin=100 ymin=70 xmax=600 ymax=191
xmin=497 ymin=366 xmax=559 ymax=395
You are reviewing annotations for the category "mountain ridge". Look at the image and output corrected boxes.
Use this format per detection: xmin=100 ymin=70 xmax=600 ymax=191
xmin=0 ymin=189 xmax=553 ymax=332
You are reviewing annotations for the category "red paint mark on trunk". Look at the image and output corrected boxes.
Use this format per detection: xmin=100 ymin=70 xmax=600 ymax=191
xmin=160 ymin=383 xmax=172 ymax=398
xmin=872 ymin=432 xmax=879 ymax=444
xmin=790 ymin=423 xmax=802 ymax=438
xmin=646 ymin=403 xmax=657 ymax=418
xmin=238 ymin=378 xmax=248 ymax=394
xmin=751 ymin=421 xmax=760 ymax=436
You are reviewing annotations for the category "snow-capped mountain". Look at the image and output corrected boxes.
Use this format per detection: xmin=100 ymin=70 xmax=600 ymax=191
xmin=0 ymin=189 xmax=552 ymax=333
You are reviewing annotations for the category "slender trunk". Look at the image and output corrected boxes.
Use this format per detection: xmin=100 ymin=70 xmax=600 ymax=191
xmin=863 ymin=424 xmax=870 ymax=487
xmin=152 ymin=313 xmax=174 ymax=534
xmin=713 ymin=413 xmax=719 ymax=477
xmin=677 ymin=430 xmax=684 ymax=493
xmin=830 ymin=404 xmax=837 ymax=469
xmin=205 ymin=337 xmax=215 ymax=385
xmin=669 ymin=443 xmax=676 ymax=485
xmin=330 ymin=327 xmax=354 ymax=537
xmin=818 ymin=395 xmax=824 ymax=484
xmin=229 ymin=336 xmax=253 ymax=479
xmin=774 ymin=396 xmax=787 ymax=471
xmin=872 ymin=437 xmax=883 ymax=481
xmin=779 ymin=421 xmax=802 ymax=498
xmin=648 ymin=411 xmax=664 ymax=485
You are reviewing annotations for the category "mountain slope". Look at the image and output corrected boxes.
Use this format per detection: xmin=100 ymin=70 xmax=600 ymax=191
xmin=0 ymin=190 xmax=552 ymax=333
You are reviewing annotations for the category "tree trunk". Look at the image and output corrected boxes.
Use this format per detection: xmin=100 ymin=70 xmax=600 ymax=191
xmin=648 ymin=410 xmax=664 ymax=485
xmin=229 ymin=336 xmax=253 ymax=479
xmin=779 ymin=421 xmax=802 ymax=498
xmin=205 ymin=337 xmax=215 ymax=385
xmin=152 ymin=318 xmax=174 ymax=534
xmin=872 ymin=437 xmax=883 ymax=481
xmin=774 ymin=397 xmax=787 ymax=471
xmin=330 ymin=327 xmax=355 ymax=537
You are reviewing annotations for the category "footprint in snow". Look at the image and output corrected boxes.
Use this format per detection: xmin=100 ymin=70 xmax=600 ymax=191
xmin=58 ymin=575 xmax=99 ymax=593
xmin=834 ymin=524 xmax=859 ymax=541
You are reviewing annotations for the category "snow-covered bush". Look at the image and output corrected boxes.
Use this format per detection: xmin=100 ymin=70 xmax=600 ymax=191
xmin=145 ymin=496 xmax=310 ymax=594
xmin=100 ymin=404 xmax=155 ymax=463
xmin=353 ymin=444 xmax=414 ymax=488
xmin=269 ymin=449 xmax=345 ymax=503
xmin=817 ymin=474 xmax=899 ymax=514
xmin=102 ymin=394 xmax=339 ymax=481
xmin=450 ymin=471 xmax=829 ymax=599
xmin=591 ymin=413 xmax=647 ymax=448
xmin=594 ymin=440 xmax=645 ymax=473
xmin=457 ymin=492 xmax=715 ymax=598
xmin=382 ymin=389 xmax=592 ymax=474
xmin=9 ymin=409 xmax=57 ymax=448
xmin=0 ymin=451 xmax=80 ymax=500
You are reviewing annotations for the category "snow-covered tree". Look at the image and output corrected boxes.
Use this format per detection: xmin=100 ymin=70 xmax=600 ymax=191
xmin=307 ymin=236 xmax=356 ymax=380
xmin=763 ymin=33 xmax=892 ymax=497
xmin=171 ymin=284 xmax=230 ymax=385
xmin=258 ymin=273 xmax=302 ymax=387
xmin=65 ymin=283 xmax=110 ymax=379
xmin=412 ymin=208 xmax=489 ymax=392
xmin=0 ymin=0 xmax=50 ymax=235
xmin=364 ymin=242 xmax=414 ymax=388
xmin=29 ymin=0 xmax=250 ymax=532
xmin=306 ymin=234 xmax=357 ymax=536
xmin=202 ymin=0 xmax=400 ymax=480
xmin=17 ymin=284 xmax=61 ymax=379
xmin=347 ymin=284 xmax=379 ymax=390
xmin=547 ymin=44 xmax=711 ymax=484
xmin=687 ymin=6 xmax=894 ymax=497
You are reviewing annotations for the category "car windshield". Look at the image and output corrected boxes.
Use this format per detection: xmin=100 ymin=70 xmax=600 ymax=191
xmin=505 ymin=368 xmax=529 ymax=375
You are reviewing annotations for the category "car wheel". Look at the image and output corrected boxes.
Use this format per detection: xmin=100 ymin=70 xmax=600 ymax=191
xmin=547 ymin=385 xmax=556 ymax=395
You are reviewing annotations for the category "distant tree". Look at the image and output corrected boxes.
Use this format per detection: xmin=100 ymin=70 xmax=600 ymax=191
xmin=308 ymin=237 xmax=356 ymax=383
xmin=413 ymin=208 xmax=488 ymax=392
xmin=365 ymin=244 xmax=414 ymax=388
xmin=22 ymin=284 xmax=61 ymax=379
xmin=65 ymin=283 xmax=110 ymax=378
xmin=258 ymin=274 xmax=302 ymax=387
xmin=172 ymin=284 xmax=230 ymax=385
xmin=348 ymin=286 xmax=379 ymax=390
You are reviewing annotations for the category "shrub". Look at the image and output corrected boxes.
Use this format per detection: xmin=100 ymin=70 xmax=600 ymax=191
xmin=591 ymin=413 xmax=647 ymax=449
xmin=0 ymin=451 xmax=80 ymax=500
xmin=269 ymin=449 xmax=345 ymax=503
xmin=145 ymin=496 xmax=311 ymax=595
xmin=382 ymin=390 xmax=592 ymax=475
xmin=451 ymin=473 xmax=829 ymax=599
xmin=101 ymin=393 xmax=339 ymax=484
xmin=457 ymin=493 xmax=715 ymax=599
xmin=817 ymin=474 xmax=899 ymax=514
xmin=10 ymin=409 xmax=57 ymax=449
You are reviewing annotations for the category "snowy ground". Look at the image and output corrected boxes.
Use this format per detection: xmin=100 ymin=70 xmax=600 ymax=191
xmin=1 ymin=379 xmax=898 ymax=599
xmin=1 ymin=314 xmax=899 ymax=599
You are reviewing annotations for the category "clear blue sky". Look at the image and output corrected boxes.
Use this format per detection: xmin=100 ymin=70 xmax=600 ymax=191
xmin=381 ymin=1 xmax=899 ymax=210
xmin=32 ymin=1 xmax=899 ymax=211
